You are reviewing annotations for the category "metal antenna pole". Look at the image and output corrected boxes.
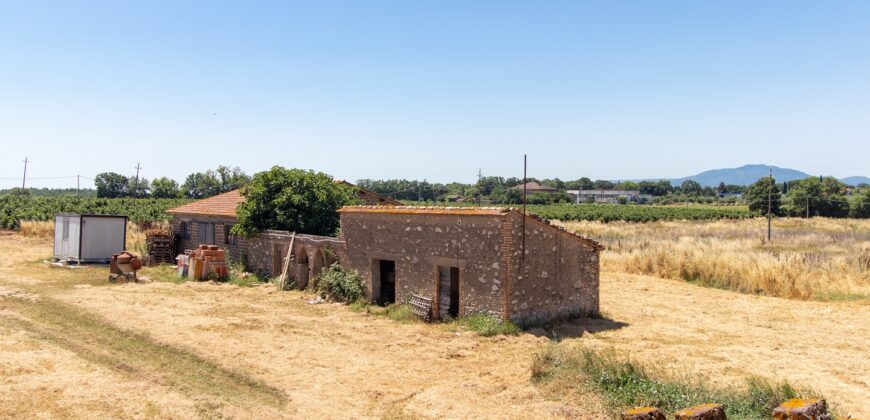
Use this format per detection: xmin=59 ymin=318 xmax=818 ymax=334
xmin=477 ymin=168 xmax=482 ymax=207
xmin=21 ymin=157 xmax=29 ymax=189
xmin=134 ymin=162 xmax=142 ymax=197
xmin=522 ymin=154 xmax=527 ymax=261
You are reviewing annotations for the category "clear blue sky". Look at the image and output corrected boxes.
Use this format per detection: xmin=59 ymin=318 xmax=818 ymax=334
xmin=1 ymin=1 xmax=868 ymax=189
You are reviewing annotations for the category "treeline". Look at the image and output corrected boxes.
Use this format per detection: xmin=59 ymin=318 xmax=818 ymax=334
xmin=92 ymin=165 xmax=250 ymax=199
xmin=356 ymin=177 xmax=748 ymax=204
xmin=746 ymin=176 xmax=869 ymax=218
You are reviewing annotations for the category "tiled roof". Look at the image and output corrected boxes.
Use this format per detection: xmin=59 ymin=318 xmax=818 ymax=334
xmin=167 ymin=190 xmax=243 ymax=217
xmin=338 ymin=206 xmax=511 ymax=215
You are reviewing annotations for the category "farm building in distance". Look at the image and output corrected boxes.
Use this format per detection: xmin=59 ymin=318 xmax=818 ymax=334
xmin=167 ymin=190 xmax=602 ymax=325
xmin=567 ymin=189 xmax=641 ymax=204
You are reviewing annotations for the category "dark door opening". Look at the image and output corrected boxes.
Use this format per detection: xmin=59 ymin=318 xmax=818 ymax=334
xmin=438 ymin=266 xmax=460 ymax=319
xmin=378 ymin=260 xmax=396 ymax=305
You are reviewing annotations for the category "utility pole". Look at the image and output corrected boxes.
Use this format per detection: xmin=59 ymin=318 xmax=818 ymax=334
xmin=77 ymin=174 xmax=80 ymax=196
xmin=767 ymin=168 xmax=772 ymax=242
xmin=21 ymin=157 xmax=29 ymax=189
xmin=806 ymin=196 xmax=810 ymax=218
xmin=134 ymin=162 xmax=142 ymax=198
xmin=477 ymin=168 xmax=482 ymax=207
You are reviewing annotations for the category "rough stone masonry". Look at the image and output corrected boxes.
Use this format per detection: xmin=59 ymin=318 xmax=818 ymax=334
xmin=338 ymin=206 xmax=602 ymax=326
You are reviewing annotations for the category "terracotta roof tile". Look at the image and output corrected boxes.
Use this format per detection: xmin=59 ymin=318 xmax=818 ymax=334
xmin=167 ymin=190 xmax=243 ymax=218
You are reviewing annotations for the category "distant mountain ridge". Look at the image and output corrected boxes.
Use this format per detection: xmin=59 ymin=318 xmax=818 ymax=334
xmin=639 ymin=164 xmax=868 ymax=187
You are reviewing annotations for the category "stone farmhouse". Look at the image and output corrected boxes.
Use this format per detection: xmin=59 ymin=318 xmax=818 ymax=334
xmin=167 ymin=191 xmax=601 ymax=326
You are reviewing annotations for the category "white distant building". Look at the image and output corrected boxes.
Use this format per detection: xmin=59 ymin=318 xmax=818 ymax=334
xmin=567 ymin=190 xmax=640 ymax=204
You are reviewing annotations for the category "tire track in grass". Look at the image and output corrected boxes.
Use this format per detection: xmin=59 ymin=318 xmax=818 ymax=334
xmin=0 ymin=294 xmax=288 ymax=412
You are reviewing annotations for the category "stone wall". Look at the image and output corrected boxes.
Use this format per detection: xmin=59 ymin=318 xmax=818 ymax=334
xmin=507 ymin=212 xmax=600 ymax=326
xmin=244 ymin=230 xmax=346 ymax=286
xmin=340 ymin=212 xmax=507 ymax=318
xmin=339 ymin=209 xmax=600 ymax=326
xmin=170 ymin=215 xmax=343 ymax=284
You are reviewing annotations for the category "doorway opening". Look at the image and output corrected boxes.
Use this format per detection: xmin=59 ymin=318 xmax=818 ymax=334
xmin=375 ymin=259 xmax=396 ymax=305
xmin=438 ymin=266 xmax=460 ymax=320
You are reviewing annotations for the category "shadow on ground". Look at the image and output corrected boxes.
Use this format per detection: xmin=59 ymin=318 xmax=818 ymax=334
xmin=526 ymin=316 xmax=629 ymax=341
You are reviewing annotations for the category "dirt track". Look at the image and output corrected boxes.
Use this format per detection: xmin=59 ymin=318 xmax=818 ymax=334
xmin=0 ymin=235 xmax=867 ymax=418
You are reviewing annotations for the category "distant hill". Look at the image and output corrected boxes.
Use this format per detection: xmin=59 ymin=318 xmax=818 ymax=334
xmin=840 ymin=176 xmax=870 ymax=186
xmin=644 ymin=164 xmax=867 ymax=187
xmin=670 ymin=164 xmax=810 ymax=187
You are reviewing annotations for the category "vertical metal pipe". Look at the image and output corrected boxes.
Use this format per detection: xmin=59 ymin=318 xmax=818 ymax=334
xmin=522 ymin=154 xmax=527 ymax=261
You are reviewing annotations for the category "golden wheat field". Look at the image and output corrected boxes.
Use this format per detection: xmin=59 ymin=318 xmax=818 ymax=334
xmin=557 ymin=218 xmax=870 ymax=301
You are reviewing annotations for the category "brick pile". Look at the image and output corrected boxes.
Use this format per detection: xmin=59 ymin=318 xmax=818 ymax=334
xmin=187 ymin=245 xmax=229 ymax=281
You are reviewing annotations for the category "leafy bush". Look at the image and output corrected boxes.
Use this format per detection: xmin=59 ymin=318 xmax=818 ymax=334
xmin=531 ymin=345 xmax=829 ymax=419
xmin=233 ymin=167 xmax=358 ymax=238
xmin=315 ymin=264 xmax=365 ymax=303
xmin=453 ymin=314 xmax=521 ymax=336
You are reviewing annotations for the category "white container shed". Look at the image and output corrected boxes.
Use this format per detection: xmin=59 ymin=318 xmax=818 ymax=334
xmin=53 ymin=214 xmax=127 ymax=263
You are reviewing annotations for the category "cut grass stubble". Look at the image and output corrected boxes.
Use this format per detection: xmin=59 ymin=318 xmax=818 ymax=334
xmin=1 ymin=294 xmax=287 ymax=410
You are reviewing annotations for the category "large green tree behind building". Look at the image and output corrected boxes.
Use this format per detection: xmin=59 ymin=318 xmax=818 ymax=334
xmin=233 ymin=167 xmax=358 ymax=238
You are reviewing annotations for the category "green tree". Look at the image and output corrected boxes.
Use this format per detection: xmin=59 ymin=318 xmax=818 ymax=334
xmin=638 ymin=180 xmax=673 ymax=196
xmin=565 ymin=177 xmax=594 ymax=190
xmin=850 ymin=189 xmax=870 ymax=218
xmin=94 ymin=172 xmax=129 ymax=198
xmin=216 ymin=165 xmax=252 ymax=192
xmin=784 ymin=177 xmax=849 ymax=218
xmin=151 ymin=177 xmax=180 ymax=198
xmin=593 ymin=179 xmax=614 ymax=190
xmin=745 ymin=176 xmax=782 ymax=216
xmin=680 ymin=180 xmax=703 ymax=196
xmin=182 ymin=170 xmax=221 ymax=198
xmin=127 ymin=177 xmax=150 ymax=198
xmin=233 ymin=167 xmax=358 ymax=237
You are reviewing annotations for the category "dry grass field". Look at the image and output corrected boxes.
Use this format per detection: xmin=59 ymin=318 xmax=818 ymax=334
xmin=558 ymin=218 xmax=870 ymax=301
xmin=1 ymin=221 xmax=868 ymax=418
